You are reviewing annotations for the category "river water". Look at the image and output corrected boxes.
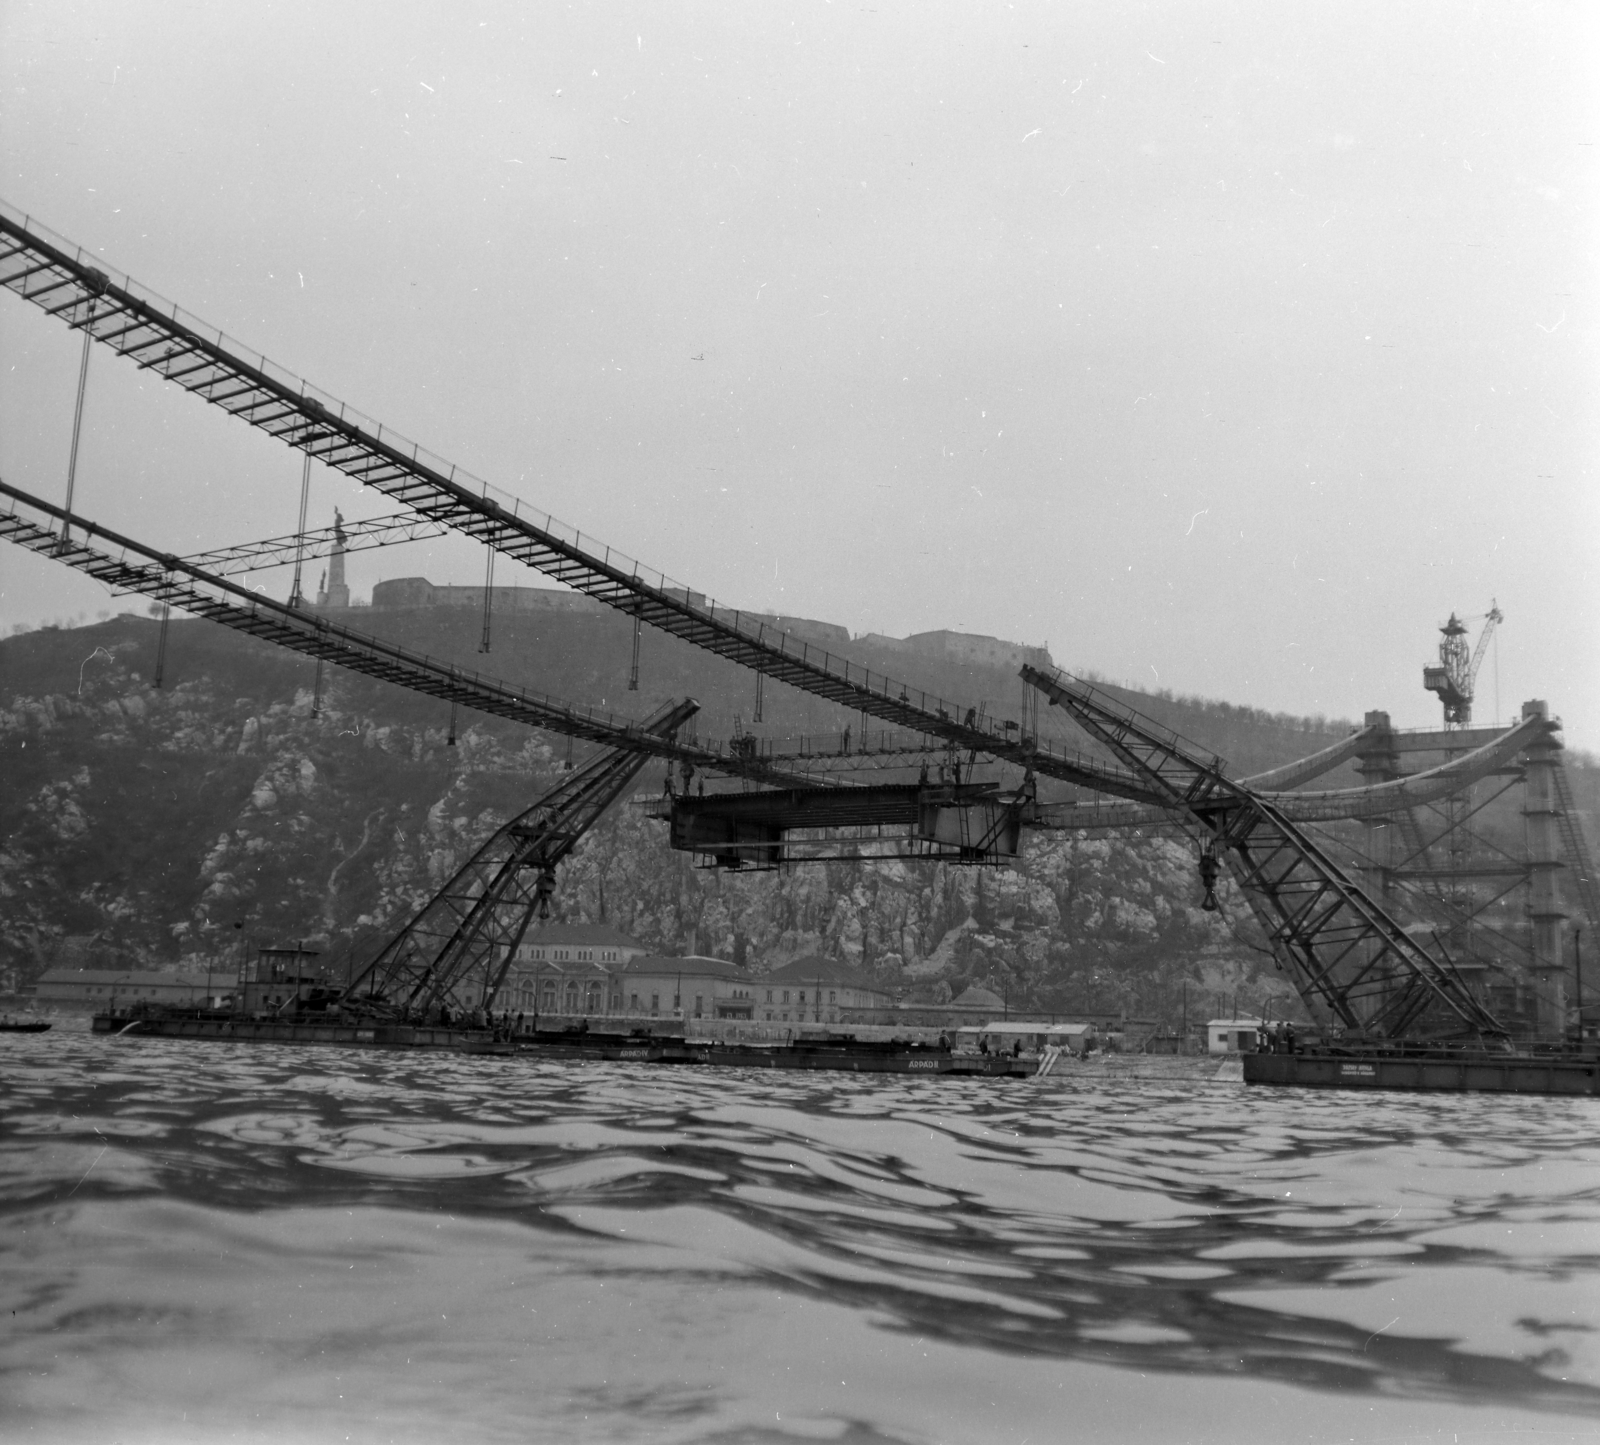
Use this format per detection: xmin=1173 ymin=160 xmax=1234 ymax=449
xmin=3 ymin=1030 xmax=1599 ymax=1444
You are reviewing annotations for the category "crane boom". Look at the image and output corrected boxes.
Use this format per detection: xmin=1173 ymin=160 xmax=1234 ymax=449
xmin=1020 ymin=664 xmax=1507 ymax=1041
xmin=1467 ymin=602 xmax=1503 ymax=694
xmin=343 ymin=699 xmax=699 ymax=1017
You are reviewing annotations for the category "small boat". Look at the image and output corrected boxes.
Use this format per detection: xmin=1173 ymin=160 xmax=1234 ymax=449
xmin=0 ymin=1018 xmax=52 ymax=1033
xmin=457 ymin=1037 xmax=516 ymax=1056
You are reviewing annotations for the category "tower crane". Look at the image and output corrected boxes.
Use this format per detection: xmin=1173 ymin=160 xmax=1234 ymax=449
xmin=1423 ymin=602 xmax=1503 ymax=727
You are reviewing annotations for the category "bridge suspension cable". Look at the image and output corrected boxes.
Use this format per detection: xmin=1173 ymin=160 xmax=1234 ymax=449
xmin=0 ymin=476 xmax=820 ymax=789
xmin=0 ymin=200 xmax=1157 ymax=806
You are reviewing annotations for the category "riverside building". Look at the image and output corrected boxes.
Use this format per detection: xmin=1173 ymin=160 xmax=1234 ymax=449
xmin=503 ymin=924 xmax=649 ymax=1016
xmin=757 ymin=956 xmax=895 ymax=1024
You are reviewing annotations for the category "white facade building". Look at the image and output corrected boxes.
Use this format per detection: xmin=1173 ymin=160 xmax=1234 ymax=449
xmin=1207 ymin=1017 xmax=1265 ymax=1054
xmin=503 ymin=924 xmax=649 ymax=1016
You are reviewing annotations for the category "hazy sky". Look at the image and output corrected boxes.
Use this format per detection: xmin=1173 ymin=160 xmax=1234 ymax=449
xmin=2 ymin=2 xmax=1595 ymax=744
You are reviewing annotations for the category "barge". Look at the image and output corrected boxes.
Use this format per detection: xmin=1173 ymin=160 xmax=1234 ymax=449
xmin=1243 ymin=1044 xmax=1600 ymax=1097
xmin=91 ymin=1011 xmax=1032 ymax=1078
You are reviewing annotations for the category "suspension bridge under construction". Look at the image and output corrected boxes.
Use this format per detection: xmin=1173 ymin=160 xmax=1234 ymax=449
xmin=3 ymin=196 xmax=1596 ymax=1084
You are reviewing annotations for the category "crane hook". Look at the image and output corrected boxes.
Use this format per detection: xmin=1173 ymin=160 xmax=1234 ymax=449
xmin=534 ymin=867 xmax=558 ymax=920
xmin=1198 ymin=844 xmax=1221 ymax=912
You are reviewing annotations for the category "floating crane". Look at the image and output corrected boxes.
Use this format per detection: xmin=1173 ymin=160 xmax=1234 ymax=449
xmin=342 ymin=699 xmax=700 ymax=1019
xmin=1019 ymin=665 xmax=1507 ymax=1042
xmin=1423 ymin=603 xmax=1502 ymax=726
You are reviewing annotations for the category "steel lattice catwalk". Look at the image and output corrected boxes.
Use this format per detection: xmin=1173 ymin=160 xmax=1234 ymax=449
xmin=0 ymin=478 xmax=814 ymax=787
xmin=1021 ymin=665 xmax=1507 ymax=1041
xmin=0 ymin=201 xmax=1156 ymax=807
xmin=344 ymin=700 xmax=699 ymax=1019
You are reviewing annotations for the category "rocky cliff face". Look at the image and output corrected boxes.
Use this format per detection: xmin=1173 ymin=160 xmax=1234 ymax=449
xmin=10 ymin=612 xmax=1588 ymax=1024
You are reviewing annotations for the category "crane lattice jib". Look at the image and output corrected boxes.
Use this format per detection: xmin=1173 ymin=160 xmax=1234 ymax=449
xmin=344 ymin=699 xmax=698 ymax=1018
xmin=0 ymin=478 xmax=816 ymax=787
xmin=1020 ymin=665 xmax=1507 ymax=1041
xmin=1468 ymin=606 xmax=1503 ymax=692
xmin=0 ymin=202 xmax=1156 ymax=807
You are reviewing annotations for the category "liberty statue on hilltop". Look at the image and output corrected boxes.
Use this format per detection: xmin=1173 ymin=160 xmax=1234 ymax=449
xmin=316 ymin=509 xmax=350 ymax=609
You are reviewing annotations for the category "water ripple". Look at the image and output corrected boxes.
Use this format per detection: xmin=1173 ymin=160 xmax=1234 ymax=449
xmin=3 ymin=1032 xmax=1599 ymax=1442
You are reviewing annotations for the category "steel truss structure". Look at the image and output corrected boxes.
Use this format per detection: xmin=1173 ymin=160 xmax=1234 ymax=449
xmin=1023 ymin=709 xmax=1592 ymax=1029
xmin=1344 ymin=712 xmax=1596 ymax=1032
xmin=1021 ymin=666 xmax=1507 ymax=1041
xmin=182 ymin=511 xmax=449 ymax=577
xmin=343 ymin=701 xmax=698 ymax=1018
xmin=1553 ymin=766 xmax=1600 ymax=933
xmin=658 ymin=779 xmax=1028 ymax=869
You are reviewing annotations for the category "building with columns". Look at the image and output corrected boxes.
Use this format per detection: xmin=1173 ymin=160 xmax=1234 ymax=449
xmin=501 ymin=923 xmax=649 ymax=1017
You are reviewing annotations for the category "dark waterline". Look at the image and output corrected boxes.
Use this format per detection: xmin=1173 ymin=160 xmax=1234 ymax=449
xmin=4 ymin=1029 xmax=1599 ymax=1444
